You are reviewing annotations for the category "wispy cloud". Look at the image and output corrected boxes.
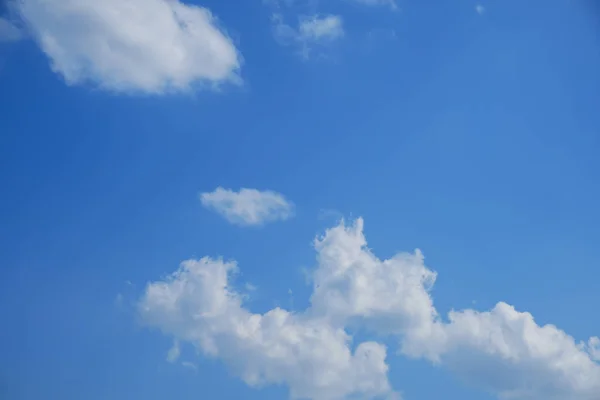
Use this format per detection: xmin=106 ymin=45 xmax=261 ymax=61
xmin=475 ymin=4 xmax=485 ymax=15
xmin=139 ymin=218 xmax=600 ymax=400
xmin=297 ymin=15 xmax=344 ymax=42
xmin=14 ymin=0 xmax=241 ymax=94
xmin=181 ymin=361 xmax=198 ymax=371
xmin=166 ymin=341 xmax=180 ymax=363
xmin=272 ymin=14 xmax=344 ymax=58
xmin=0 ymin=17 xmax=22 ymax=42
xmin=353 ymin=0 xmax=398 ymax=10
xmin=200 ymin=187 xmax=294 ymax=226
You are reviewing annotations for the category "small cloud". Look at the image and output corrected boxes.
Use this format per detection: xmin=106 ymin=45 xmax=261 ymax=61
xmin=0 ymin=18 xmax=22 ymax=42
xmin=166 ymin=341 xmax=180 ymax=363
xmin=272 ymin=14 xmax=344 ymax=59
xmin=298 ymin=15 xmax=344 ymax=42
xmin=475 ymin=4 xmax=485 ymax=15
xmin=181 ymin=361 xmax=198 ymax=371
xmin=200 ymin=187 xmax=294 ymax=226
xmin=265 ymin=1 xmax=344 ymax=59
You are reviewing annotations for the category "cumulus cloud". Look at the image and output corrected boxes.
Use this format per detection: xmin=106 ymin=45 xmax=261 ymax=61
xmin=200 ymin=187 xmax=294 ymax=226
xmin=139 ymin=218 xmax=600 ymax=400
xmin=15 ymin=0 xmax=241 ymax=93
xmin=0 ymin=17 xmax=22 ymax=42
xmin=436 ymin=305 xmax=600 ymax=400
xmin=139 ymin=257 xmax=393 ymax=400
xmin=310 ymin=220 xmax=600 ymax=399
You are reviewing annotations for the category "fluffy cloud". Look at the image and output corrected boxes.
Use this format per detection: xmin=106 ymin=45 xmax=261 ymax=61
xmin=16 ymin=0 xmax=240 ymax=93
xmin=139 ymin=257 xmax=393 ymax=400
xmin=200 ymin=187 xmax=294 ymax=226
xmin=437 ymin=305 xmax=600 ymax=400
xmin=139 ymin=218 xmax=600 ymax=400
xmin=310 ymin=220 xmax=600 ymax=399
xmin=0 ymin=17 xmax=22 ymax=42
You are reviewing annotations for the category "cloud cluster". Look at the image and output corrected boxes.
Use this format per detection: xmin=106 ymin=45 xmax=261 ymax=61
xmin=139 ymin=218 xmax=600 ymax=400
xmin=200 ymin=187 xmax=294 ymax=226
xmin=9 ymin=0 xmax=401 ymax=91
xmin=15 ymin=0 xmax=240 ymax=93
xmin=266 ymin=0 xmax=401 ymax=58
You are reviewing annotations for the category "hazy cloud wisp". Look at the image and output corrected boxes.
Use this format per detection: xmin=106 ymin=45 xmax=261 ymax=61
xmin=0 ymin=17 xmax=22 ymax=42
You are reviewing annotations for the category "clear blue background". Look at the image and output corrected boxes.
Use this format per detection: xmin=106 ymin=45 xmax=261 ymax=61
xmin=1 ymin=0 xmax=599 ymax=399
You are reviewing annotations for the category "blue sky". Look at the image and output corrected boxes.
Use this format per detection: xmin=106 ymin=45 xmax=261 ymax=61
xmin=1 ymin=0 xmax=600 ymax=399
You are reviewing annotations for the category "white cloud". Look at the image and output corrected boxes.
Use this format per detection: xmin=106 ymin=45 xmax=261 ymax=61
xmin=476 ymin=4 xmax=486 ymax=15
xmin=200 ymin=187 xmax=294 ymax=226
xmin=265 ymin=0 xmax=344 ymax=57
xmin=310 ymin=219 xmax=600 ymax=399
xmin=167 ymin=340 xmax=181 ymax=363
xmin=0 ymin=17 xmax=22 ymax=42
xmin=15 ymin=0 xmax=241 ymax=94
xmin=139 ymin=218 xmax=600 ymax=399
xmin=435 ymin=305 xmax=600 ymax=399
xmin=272 ymin=14 xmax=344 ymax=58
xmin=139 ymin=257 xmax=394 ymax=400
xmin=298 ymin=15 xmax=344 ymax=42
